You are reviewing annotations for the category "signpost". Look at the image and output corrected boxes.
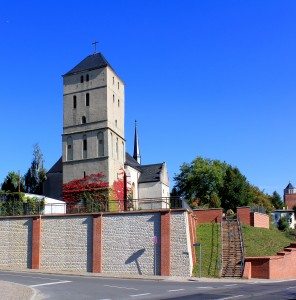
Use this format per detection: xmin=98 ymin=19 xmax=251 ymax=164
xmin=193 ymin=243 xmax=202 ymax=278
xmin=154 ymin=236 xmax=158 ymax=275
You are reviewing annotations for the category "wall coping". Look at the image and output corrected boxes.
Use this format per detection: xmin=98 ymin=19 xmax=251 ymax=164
xmin=0 ymin=208 xmax=190 ymax=220
xmin=192 ymin=208 xmax=222 ymax=211
xmin=251 ymin=211 xmax=269 ymax=217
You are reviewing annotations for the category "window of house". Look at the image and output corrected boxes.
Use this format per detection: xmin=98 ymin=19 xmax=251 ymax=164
xmin=73 ymin=96 xmax=77 ymax=109
xmin=81 ymin=75 xmax=84 ymax=83
xmin=83 ymin=135 xmax=87 ymax=159
xmin=82 ymin=116 xmax=86 ymax=124
xmin=67 ymin=136 xmax=73 ymax=161
xmin=86 ymin=74 xmax=89 ymax=82
xmin=86 ymin=93 xmax=90 ymax=106
xmin=98 ymin=132 xmax=104 ymax=156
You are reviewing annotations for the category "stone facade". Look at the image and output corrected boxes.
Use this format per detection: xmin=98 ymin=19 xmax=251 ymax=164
xmin=0 ymin=218 xmax=32 ymax=268
xmin=0 ymin=210 xmax=193 ymax=277
xmin=40 ymin=216 xmax=92 ymax=271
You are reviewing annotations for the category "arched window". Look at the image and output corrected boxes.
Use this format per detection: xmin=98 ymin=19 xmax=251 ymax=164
xmin=86 ymin=93 xmax=90 ymax=106
xmin=122 ymin=141 xmax=125 ymax=162
xmin=116 ymin=137 xmax=118 ymax=159
xmin=113 ymin=94 xmax=115 ymax=103
xmin=86 ymin=74 xmax=89 ymax=82
xmin=80 ymin=75 xmax=84 ymax=83
xmin=73 ymin=95 xmax=77 ymax=109
xmin=83 ymin=135 xmax=87 ymax=159
xmin=67 ymin=136 xmax=73 ymax=161
xmin=82 ymin=116 xmax=86 ymax=124
xmin=98 ymin=132 xmax=104 ymax=156
xmin=110 ymin=133 xmax=113 ymax=158
xmin=118 ymin=99 xmax=120 ymax=107
xmin=118 ymin=82 xmax=119 ymax=89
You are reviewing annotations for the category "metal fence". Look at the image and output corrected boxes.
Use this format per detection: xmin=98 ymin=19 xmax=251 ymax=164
xmin=0 ymin=197 xmax=183 ymax=216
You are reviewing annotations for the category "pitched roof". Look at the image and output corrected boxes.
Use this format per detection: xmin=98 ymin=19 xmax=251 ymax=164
xmin=285 ymin=182 xmax=295 ymax=189
xmin=138 ymin=163 xmax=163 ymax=183
xmin=125 ymin=152 xmax=141 ymax=171
xmin=47 ymin=157 xmax=62 ymax=174
xmin=63 ymin=53 xmax=112 ymax=76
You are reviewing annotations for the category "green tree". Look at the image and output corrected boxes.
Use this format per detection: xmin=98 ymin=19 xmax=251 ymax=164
xmin=173 ymin=157 xmax=228 ymax=207
xmin=278 ymin=217 xmax=289 ymax=231
xmin=1 ymin=171 xmax=25 ymax=192
xmin=24 ymin=144 xmax=47 ymax=195
xmin=270 ymin=191 xmax=283 ymax=210
xmin=219 ymin=166 xmax=249 ymax=211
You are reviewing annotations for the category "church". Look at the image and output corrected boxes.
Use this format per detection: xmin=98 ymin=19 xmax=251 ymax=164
xmin=43 ymin=52 xmax=170 ymax=207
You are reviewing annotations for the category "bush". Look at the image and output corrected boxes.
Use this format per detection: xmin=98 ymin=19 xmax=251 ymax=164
xmin=278 ymin=217 xmax=289 ymax=231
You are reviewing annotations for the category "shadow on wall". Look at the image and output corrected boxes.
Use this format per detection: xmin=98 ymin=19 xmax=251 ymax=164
xmin=125 ymin=249 xmax=146 ymax=275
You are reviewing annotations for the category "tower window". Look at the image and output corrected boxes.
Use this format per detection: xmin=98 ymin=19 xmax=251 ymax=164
xmin=111 ymin=133 xmax=113 ymax=158
xmin=86 ymin=74 xmax=89 ymax=82
xmin=116 ymin=138 xmax=118 ymax=159
xmin=67 ymin=136 xmax=73 ymax=161
xmin=86 ymin=93 xmax=90 ymax=106
xmin=113 ymin=94 xmax=115 ymax=103
xmin=98 ymin=132 xmax=104 ymax=156
xmin=82 ymin=116 xmax=86 ymax=124
xmin=80 ymin=75 xmax=84 ymax=83
xmin=115 ymin=120 xmax=117 ymax=127
xmin=118 ymin=82 xmax=119 ymax=89
xmin=83 ymin=135 xmax=87 ymax=159
xmin=113 ymin=76 xmax=114 ymax=84
xmin=118 ymin=99 xmax=120 ymax=107
xmin=73 ymin=96 xmax=77 ymax=109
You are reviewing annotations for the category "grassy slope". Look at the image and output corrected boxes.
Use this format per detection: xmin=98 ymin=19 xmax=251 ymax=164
xmin=192 ymin=223 xmax=220 ymax=277
xmin=242 ymin=224 xmax=293 ymax=257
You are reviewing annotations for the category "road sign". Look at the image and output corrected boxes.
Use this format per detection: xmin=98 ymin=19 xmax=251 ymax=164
xmin=193 ymin=243 xmax=200 ymax=247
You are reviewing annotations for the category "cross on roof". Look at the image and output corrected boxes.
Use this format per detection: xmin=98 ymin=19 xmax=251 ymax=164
xmin=92 ymin=40 xmax=98 ymax=54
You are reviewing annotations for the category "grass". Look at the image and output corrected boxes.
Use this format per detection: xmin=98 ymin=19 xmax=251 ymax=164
xmin=242 ymin=223 xmax=293 ymax=257
xmin=192 ymin=223 xmax=221 ymax=278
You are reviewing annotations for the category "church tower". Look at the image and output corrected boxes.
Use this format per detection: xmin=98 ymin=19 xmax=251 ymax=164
xmin=62 ymin=53 xmax=125 ymax=186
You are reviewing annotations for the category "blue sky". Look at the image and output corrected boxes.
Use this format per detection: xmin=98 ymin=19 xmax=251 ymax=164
xmin=1 ymin=0 xmax=296 ymax=198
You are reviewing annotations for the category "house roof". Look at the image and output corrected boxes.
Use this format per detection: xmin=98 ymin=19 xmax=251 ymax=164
xmin=47 ymin=157 xmax=62 ymax=174
xmin=125 ymin=153 xmax=164 ymax=183
xmin=285 ymin=182 xmax=295 ymax=189
xmin=63 ymin=53 xmax=113 ymax=76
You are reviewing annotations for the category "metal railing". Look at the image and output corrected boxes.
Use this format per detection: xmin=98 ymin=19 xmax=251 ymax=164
xmin=0 ymin=197 xmax=183 ymax=216
xmin=219 ymin=219 xmax=223 ymax=277
xmin=237 ymin=216 xmax=245 ymax=276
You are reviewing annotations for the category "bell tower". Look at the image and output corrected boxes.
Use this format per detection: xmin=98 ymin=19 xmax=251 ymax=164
xmin=62 ymin=52 xmax=125 ymax=186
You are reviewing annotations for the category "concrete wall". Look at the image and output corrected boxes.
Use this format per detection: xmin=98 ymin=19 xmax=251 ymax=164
xmin=0 ymin=209 xmax=193 ymax=277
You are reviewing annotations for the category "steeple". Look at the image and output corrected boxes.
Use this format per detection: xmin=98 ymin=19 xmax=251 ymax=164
xmin=133 ymin=120 xmax=141 ymax=164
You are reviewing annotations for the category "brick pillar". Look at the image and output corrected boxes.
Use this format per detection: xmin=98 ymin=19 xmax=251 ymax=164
xmin=31 ymin=217 xmax=41 ymax=269
xmin=92 ymin=215 xmax=103 ymax=273
xmin=189 ymin=214 xmax=197 ymax=265
xmin=160 ymin=211 xmax=171 ymax=276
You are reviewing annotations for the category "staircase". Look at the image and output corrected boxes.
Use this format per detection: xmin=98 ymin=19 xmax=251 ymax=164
xmin=221 ymin=218 xmax=244 ymax=278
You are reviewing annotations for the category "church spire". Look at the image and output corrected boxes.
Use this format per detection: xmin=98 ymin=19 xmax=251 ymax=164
xmin=133 ymin=120 xmax=141 ymax=164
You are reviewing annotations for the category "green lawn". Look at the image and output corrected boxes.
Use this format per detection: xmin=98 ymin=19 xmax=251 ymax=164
xmin=242 ymin=224 xmax=293 ymax=257
xmin=192 ymin=223 xmax=221 ymax=278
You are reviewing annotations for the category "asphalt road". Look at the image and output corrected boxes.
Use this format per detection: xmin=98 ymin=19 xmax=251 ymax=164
xmin=0 ymin=271 xmax=296 ymax=299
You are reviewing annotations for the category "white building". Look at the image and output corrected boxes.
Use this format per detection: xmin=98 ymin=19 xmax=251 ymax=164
xmin=272 ymin=209 xmax=296 ymax=229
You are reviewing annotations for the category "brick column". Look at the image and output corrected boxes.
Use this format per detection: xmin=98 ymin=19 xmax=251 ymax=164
xmin=92 ymin=215 xmax=103 ymax=273
xmin=189 ymin=214 xmax=197 ymax=265
xmin=160 ymin=211 xmax=171 ymax=276
xmin=31 ymin=217 xmax=41 ymax=269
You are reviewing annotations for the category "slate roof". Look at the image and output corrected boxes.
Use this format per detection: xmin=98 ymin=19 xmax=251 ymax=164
xmin=138 ymin=163 xmax=163 ymax=183
xmin=285 ymin=182 xmax=295 ymax=189
xmin=47 ymin=157 xmax=62 ymax=174
xmin=63 ymin=53 xmax=113 ymax=76
xmin=125 ymin=152 xmax=164 ymax=183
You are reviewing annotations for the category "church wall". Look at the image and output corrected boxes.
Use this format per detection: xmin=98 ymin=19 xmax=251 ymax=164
xmin=0 ymin=210 xmax=193 ymax=277
xmin=139 ymin=182 xmax=170 ymax=206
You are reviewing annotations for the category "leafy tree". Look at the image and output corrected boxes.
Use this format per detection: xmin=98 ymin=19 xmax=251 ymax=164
xmin=270 ymin=191 xmax=283 ymax=210
xmin=1 ymin=171 xmax=25 ymax=192
xmin=219 ymin=166 xmax=249 ymax=211
xmin=24 ymin=144 xmax=47 ymax=195
xmin=173 ymin=157 xmax=228 ymax=207
xmin=278 ymin=217 xmax=289 ymax=231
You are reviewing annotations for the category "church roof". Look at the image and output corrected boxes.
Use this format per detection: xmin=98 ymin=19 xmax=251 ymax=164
xmin=285 ymin=182 xmax=295 ymax=189
xmin=63 ymin=53 xmax=112 ymax=76
xmin=47 ymin=157 xmax=63 ymax=174
xmin=125 ymin=152 xmax=141 ymax=171
xmin=138 ymin=163 xmax=164 ymax=183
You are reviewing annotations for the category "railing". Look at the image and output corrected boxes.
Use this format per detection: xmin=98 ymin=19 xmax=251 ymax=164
xmin=250 ymin=206 xmax=266 ymax=214
xmin=218 ymin=219 xmax=223 ymax=277
xmin=237 ymin=216 xmax=245 ymax=277
xmin=0 ymin=197 xmax=183 ymax=216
